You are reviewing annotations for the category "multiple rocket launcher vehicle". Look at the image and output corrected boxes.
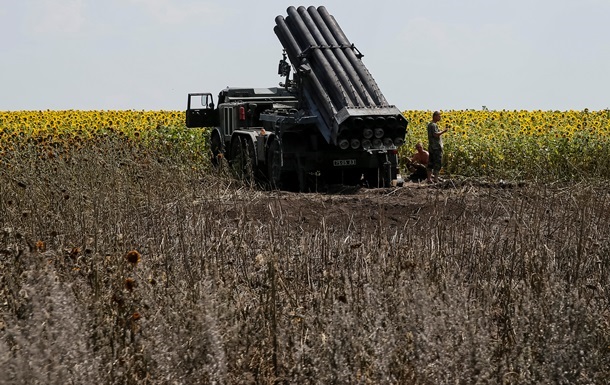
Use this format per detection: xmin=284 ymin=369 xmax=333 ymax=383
xmin=185 ymin=6 xmax=408 ymax=191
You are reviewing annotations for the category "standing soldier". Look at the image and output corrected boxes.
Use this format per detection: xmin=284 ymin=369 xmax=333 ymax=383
xmin=427 ymin=111 xmax=449 ymax=183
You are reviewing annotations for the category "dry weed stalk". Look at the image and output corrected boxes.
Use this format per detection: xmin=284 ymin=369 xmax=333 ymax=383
xmin=0 ymin=138 xmax=609 ymax=384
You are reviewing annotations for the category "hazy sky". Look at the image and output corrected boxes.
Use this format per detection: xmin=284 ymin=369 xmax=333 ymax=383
xmin=1 ymin=0 xmax=608 ymax=111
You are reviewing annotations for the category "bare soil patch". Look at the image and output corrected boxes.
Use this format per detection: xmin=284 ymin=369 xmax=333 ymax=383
xmin=226 ymin=179 xmax=526 ymax=232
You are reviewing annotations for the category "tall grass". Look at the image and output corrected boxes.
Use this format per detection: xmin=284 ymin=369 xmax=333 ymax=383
xmin=1 ymin=134 xmax=608 ymax=384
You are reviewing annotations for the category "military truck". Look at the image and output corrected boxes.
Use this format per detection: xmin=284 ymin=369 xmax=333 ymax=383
xmin=185 ymin=6 xmax=408 ymax=191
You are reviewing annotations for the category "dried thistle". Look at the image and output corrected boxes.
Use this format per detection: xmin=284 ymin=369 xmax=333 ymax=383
xmin=35 ymin=240 xmax=46 ymax=253
xmin=124 ymin=277 xmax=137 ymax=291
xmin=124 ymin=250 xmax=141 ymax=265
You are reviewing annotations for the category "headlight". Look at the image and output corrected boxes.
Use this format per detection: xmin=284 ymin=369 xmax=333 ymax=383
xmin=383 ymin=138 xmax=394 ymax=147
xmin=394 ymin=137 xmax=405 ymax=147
xmin=363 ymin=128 xmax=373 ymax=139
xmin=362 ymin=139 xmax=372 ymax=150
xmin=374 ymin=128 xmax=384 ymax=138
xmin=350 ymin=139 xmax=361 ymax=149
xmin=339 ymin=139 xmax=350 ymax=150
xmin=372 ymin=138 xmax=382 ymax=148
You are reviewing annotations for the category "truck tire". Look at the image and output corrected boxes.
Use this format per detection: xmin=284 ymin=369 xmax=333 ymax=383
xmin=267 ymin=138 xmax=301 ymax=191
xmin=230 ymin=136 xmax=255 ymax=183
xmin=267 ymin=139 xmax=283 ymax=190
xmin=210 ymin=131 xmax=222 ymax=166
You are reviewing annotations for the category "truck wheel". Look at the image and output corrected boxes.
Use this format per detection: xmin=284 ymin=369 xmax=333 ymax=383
xmin=267 ymin=139 xmax=282 ymax=189
xmin=267 ymin=139 xmax=302 ymax=191
xmin=230 ymin=136 xmax=255 ymax=183
xmin=210 ymin=131 xmax=222 ymax=166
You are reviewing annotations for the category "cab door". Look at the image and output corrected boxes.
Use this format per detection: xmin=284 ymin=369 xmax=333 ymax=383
xmin=186 ymin=93 xmax=219 ymax=128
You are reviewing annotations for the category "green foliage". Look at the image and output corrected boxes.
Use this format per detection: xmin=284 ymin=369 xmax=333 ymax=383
xmin=401 ymin=109 xmax=610 ymax=181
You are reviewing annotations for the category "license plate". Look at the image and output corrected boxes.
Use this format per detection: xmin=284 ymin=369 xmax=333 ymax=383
xmin=333 ymin=159 xmax=356 ymax=166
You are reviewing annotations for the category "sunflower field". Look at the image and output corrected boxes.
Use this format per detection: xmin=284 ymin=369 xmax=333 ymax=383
xmin=1 ymin=109 xmax=610 ymax=181
xmin=403 ymin=109 xmax=610 ymax=180
xmin=0 ymin=110 xmax=208 ymax=168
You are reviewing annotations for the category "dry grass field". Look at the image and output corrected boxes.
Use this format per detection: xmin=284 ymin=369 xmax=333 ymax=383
xmin=1 ymin=133 xmax=609 ymax=384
